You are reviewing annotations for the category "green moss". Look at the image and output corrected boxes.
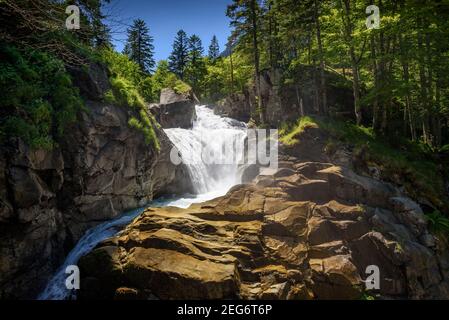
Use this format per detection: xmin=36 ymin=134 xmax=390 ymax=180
xmin=173 ymin=80 xmax=192 ymax=95
xmin=127 ymin=111 xmax=160 ymax=151
xmin=279 ymin=116 xmax=318 ymax=146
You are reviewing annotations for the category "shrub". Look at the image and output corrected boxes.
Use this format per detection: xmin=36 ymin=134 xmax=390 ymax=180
xmin=0 ymin=44 xmax=83 ymax=149
xmin=426 ymin=210 xmax=449 ymax=236
xmin=99 ymin=48 xmax=160 ymax=150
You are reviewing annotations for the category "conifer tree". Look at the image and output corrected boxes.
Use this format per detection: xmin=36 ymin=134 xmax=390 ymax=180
xmin=208 ymin=35 xmax=220 ymax=61
xmin=123 ymin=19 xmax=155 ymax=74
xmin=168 ymin=29 xmax=189 ymax=79
xmin=186 ymin=34 xmax=207 ymax=94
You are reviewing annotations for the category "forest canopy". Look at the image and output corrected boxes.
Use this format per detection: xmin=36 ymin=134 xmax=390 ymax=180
xmin=1 ymin=0 xmax=449 ymax=152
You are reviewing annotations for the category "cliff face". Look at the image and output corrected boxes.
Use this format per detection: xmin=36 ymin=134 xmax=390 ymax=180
xmin=0 ymin=65 xmax=192 ymax=299
xmin=215 ymin=66 xmax=354 ymax=125
xmin=78 ymin=126 xmax=449 ymax=300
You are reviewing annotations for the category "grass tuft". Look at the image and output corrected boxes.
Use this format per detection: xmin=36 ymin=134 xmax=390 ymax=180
xmin=279 ymin=116 xmax=318 ymax=146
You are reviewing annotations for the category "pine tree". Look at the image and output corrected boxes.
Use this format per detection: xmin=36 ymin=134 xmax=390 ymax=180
xmin=186 ymin=35 xmax=207 ymax=94
xmin=208 ymin=35 xmax=220 ymax=61
xmin=168 ymin=30 xmax=190 ymax=79
xmin=123 ymin=19 xmax=155 ymax=74
xmin=189 ymin=35 xmax=204 ymax=64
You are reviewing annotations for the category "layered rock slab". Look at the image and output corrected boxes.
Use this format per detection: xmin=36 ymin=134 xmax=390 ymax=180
xmin=79 ymin=160 xmax=449 ymax=300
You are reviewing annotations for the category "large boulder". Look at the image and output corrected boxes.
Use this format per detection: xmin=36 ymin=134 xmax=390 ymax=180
xmin=215 ymin=92 xmax=252 ymax=123
xmin=78 ymin=157 xmax=449 ymax=300
xmin=150 ymin=88 xmax=197 ymax=129
xmin=0 ymin=100 xmax=193 ymax=299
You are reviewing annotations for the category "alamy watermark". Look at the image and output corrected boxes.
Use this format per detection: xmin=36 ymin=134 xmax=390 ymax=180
xmin=170 ymin=129 xmax=279 ymax=170
xmin=365 ymin=265 xmax=380 ymax=290
xmin=65 ymin=5 xmax=80 ymax=30
xmin=65 ymin=265 xmax=80 ymax=290
xmin=366 ymin=5 xmax=380 ymax=30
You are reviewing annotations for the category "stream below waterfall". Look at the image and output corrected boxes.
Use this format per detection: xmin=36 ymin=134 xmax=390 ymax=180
xmin=38 ymin=105 xmax=247 ymax=300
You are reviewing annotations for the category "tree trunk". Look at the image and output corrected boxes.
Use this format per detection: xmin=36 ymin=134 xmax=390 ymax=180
xmin=399 ymin=30 xmax=416 ymax=140
xmin=371 ymin=33 xmax=379 ymax=132
xmin=341 ymin=0 xmax=362 ymax=125
xmin=314 ymin=0 xmax=327 ymax=115
xmin=250 ymin=0 xmax=264 ymax=124
xmin=417 ymin=16 xmax=431 ymax=145
xmin=295 ymin=85 xmax=304 ymax=117
xmin=229 ymin=42 xmax=235 ymax=95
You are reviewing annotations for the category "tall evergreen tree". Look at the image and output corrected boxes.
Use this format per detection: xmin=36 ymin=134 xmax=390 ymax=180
xmin=186 ymin=35 xmax=207 ymax=94
xmin=168 ymin=29 xmax=190 ymax=79
xmin=189 ymin=35 xmax=204 ymax=64
xmin=123 ymin=19 xmax=155 ymax=74
xmin=208 ymin=35 xmax=220 ymax=61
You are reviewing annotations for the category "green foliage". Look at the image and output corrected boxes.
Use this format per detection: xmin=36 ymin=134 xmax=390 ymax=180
xmin=360 ymin=292 xmax=376 ymax=301
xmin=99 ymin=48 xmax=159 ymax=149
xmin=0 ymin=44 xmax=83 ymax=149
xmin=109 ymin=76 xmax=145 ymax=109
xmin=152 ymin=60 xmax=178 ymax=99
xmin=185 ymin=35 xmax=207 ymax=94
xmin=208 ymin=35 xmax=220 ymax=61
xmin=99 ymin=48 xmax=143 ymax=86
xmin=173 ymin=80 xmax=192 ymax=95
xmin=426 ymin=210 xmax=449 ymax=236
xmin=128 ymin=111 xmax=160 ymax=151
xmin=202 ymin=52 xmax=253 ymax=102
xmin=169 ymin=30 xmax=190 ymax=79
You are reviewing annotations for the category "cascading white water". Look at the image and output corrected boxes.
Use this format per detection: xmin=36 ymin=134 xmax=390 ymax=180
xmin=38 ymin=105 xmax=247 ymax=300
xmin=165 ymin=105 xmax=247 ymax=195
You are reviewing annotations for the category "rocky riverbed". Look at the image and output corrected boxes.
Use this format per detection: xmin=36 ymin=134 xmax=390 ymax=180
xmin=78 ymin=127 xmax=449 ymax=300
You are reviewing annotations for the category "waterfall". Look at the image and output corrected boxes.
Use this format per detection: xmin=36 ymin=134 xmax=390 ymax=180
xmin=38 ymin=105 xmax=247 ymax=300
xmin=165 ymin=105 xmax=247 ymax=195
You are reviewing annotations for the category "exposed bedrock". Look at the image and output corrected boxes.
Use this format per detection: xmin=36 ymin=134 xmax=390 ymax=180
xmin=78 ymin=156 xmax=449 ymax=300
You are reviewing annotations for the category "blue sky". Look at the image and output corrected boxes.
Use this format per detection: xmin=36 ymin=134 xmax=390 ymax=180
xmin=104 ymin=0 xmax=232 ymax=62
